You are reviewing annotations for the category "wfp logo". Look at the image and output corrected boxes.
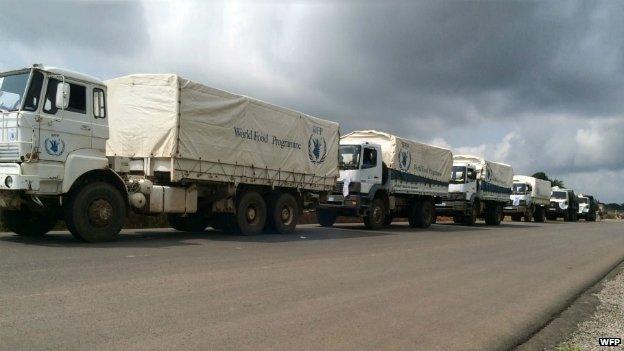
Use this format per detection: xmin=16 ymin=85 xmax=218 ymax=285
xmin=45 ymin=135 xmax=65 ymax=156
xmin=308 ymin=126 xmax=327 ymax=164
xmin=398 ymin=149 xmax=411 ymax=171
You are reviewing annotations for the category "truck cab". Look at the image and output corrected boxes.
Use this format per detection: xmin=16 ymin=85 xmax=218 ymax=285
xmin=0 ymin=65 xmax=126 ymax=242
xmin=577 ymin=194 xmax=597 ymax=221
xmin=448 ymin=162 xmax=478 ymax=201
xmin=321 ymin=141 xmax=383 ymax=216
xmin=547 ymin=188 xmax=579 ymax=222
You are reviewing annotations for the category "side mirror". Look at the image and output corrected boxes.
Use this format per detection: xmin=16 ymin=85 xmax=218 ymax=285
xmin=55 ymin=82 xmax=70 ymax=109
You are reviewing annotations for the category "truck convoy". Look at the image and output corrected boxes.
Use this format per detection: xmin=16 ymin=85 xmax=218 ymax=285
xmin=547 ymin=187 xmax=579 ymax=222
xmin=0 ymin=64 xmax=604 ymax=242
xmin=0 ymin=66 xmax=339 ymax=241
xmin=316 ymin=130 xmax=452 ymax=229
xmin=577 ymin=193 xmax=598 ymax=221
xmin=435 ymin=155 xmax=513 ymax=225
xmin=503 ymin=175 xmax=551 ymax=222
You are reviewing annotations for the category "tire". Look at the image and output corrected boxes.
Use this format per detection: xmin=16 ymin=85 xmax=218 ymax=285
xmin=523 ymin=207 xmax=534 ymax=222
xmin=463 ymin=202 xmax=478 ymax=226
xmin=316 ymin=209 xmax=337 ymax=227
xmin=453 ymin=215 xmax=463 ymax=224
xmin=64 ymin=182 xmax=126 ymax=242
xmin=2 ymin=208 xmax=57 ymax=237
xmin=533 ymin=207 xmax=546 ymax=223
xmin=511 ymin=214 xmax=522 ymax=222
xmin=409 ymin=200 xmax=434 ymax=229
xmin=268 ymin=193 xmax=299 ymax=234
xmin=364 ymin=198 xmax=386 ymax=230
xmin=168 ymin=212 xmax=210 ymax=232
xmin=235 ymin=191 xmax=266 ymax=236
xmin=383 ymin=215 xmax=393 ymax=227
xmin=485 ymin=203 xmax=502 ymax=225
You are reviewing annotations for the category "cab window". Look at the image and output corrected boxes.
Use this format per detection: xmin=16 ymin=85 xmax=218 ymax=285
xmin=362 ymin=147 xmax=377 ymax=169
xmin=93 ymin=88 xmax=106 ymax=118
xmin=43 ymin=79 xmax=87 ymax=115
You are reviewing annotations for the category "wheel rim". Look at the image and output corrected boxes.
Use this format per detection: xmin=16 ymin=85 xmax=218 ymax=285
xmin=280 ymin=204 xmax=293 ymax=226
xmin=88 ymin=199 xmax=113 ymax=227
xmin=372 ymin=205 xmax=383 ymax=224
xmin=246 ymin=205 xmax=258 ymax=224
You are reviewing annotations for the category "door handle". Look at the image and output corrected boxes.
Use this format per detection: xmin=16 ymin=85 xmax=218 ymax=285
xmin=80 ymin=125 xmax=91 ymax=131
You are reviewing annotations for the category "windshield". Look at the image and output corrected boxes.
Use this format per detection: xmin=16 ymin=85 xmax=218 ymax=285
xmin=0 ymin=72 xmax=30 ymax=112
xmin=552 ymin=191 xmax=567 ymax=200
xmin=512 ymin=183 xmax=528 ymax=194
xmin=339 ymin=145 xmax=361 ymax=170
xmin=578 ymin=197 xmax=588 ymax=204
xmin=450 ymin=166 xmax=466 ymax=184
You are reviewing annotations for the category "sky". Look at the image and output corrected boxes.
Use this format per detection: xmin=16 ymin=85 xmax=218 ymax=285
xmin=1 ymin=0 xmax=623 ymax=202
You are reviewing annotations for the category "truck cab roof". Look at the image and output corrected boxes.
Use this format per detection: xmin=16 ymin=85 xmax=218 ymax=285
xmin=339 ymin=140 xmax=381 ymax=148
xmin=29 ymin=64 xmax=105 ymax=86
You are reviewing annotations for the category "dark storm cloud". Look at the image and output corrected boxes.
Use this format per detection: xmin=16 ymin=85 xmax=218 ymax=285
xmin=277 ymin=1 xmax=624 ymax=129
xmin=0 ymin=0 xmax=149 ymax=55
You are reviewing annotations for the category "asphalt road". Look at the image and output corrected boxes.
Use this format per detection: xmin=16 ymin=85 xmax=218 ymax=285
xmin=1 ymin=221 xmax=623 ymax=351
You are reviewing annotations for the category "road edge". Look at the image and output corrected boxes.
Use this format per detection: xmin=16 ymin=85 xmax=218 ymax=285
xmin=514 ymin=259 xmax=624 ymax=350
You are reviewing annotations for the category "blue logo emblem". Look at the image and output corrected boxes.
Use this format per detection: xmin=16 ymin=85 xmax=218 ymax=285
xmin=398 ymin=149 xmax=411 ymax=171
xmin=45 ymin=135 xmax=65 ymax=156
xmin=308 ymin=134 xmax=327 ymax=164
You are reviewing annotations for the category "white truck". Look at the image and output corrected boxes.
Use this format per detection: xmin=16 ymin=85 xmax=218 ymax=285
xmin=435 ymin=155 xmax=513 ymax=225
xmin=316 ymin=130 xmax=452 ymax=229
xmin=547 ymin=187 xmax=579 ymax=222
xmin=0 ymin=65 xmax=339 ymax=241
xmin=503 ymin=175 xmax=551 ymax=222
xmin=577 ymin=193 xmax=598 ymax=222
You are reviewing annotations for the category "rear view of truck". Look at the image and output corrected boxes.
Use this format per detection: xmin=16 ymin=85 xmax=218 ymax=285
xmin=317 ymin=130 xmax=452 ymax=229
xmin=106 ymin=74 xmax=339 ymax=237
xmin=504 ymin=175 xmax=551 ymax=222
xmin=436 ymin=155 xmax=513 ymax=225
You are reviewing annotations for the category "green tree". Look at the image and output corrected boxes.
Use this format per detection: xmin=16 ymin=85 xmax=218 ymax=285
xmin=532 ymin=171 xmax=564 ymax=188
xmin=532 ymin=172 xmax=549 ymax=181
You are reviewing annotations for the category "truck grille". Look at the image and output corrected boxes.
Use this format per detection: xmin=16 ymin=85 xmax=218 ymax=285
xmin=0 ymin=144 xmax=20 ymax=161
xmin=333 ymin=181 xmax=344 ymax=194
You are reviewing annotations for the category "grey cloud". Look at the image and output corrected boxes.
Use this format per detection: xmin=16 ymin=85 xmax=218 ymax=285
xmin=0 ymin=1 xmax=149 ymax=56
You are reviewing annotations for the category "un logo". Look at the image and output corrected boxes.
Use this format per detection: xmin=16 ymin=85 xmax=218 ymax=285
xmin=308 ymin=134 xmax=327 ymax=164
xmin=45 ymin=136 xmax=65 ymax=156
xmin=398 ymin=149 xmax=411 ymax=171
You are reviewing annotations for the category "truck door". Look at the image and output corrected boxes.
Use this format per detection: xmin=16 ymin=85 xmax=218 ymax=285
xmin=39 ymin=77 xmax=92 ymax=162
xmin=360 ymin=146 xmax=381 ymax=193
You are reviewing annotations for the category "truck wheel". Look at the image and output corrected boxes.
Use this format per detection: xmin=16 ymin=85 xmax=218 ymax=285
xmin=511 ymin=214 xmax=522 ymax=222
xmin=235 ymin=191 xmax=266 ymax=236
xmin=485 ymin=203 xmax=502 ymax=225
xmin=268 ymin=193 xmax=299 ymax=234
xmin=383 ymin=215 xmax=393 ymax=227
xmin=523 ymin=208 xmax=533 ymax=222
xmin=168 ymin=213 xmax=210 ymax=232
xmin=364 ymin=198 xmax=386 ymax=230
xmin=463 ymin=202 xmax=478 ymax=226
xmin=65 ymin=182 xmax=126 ymax=242
xmin=453 ymin=216 xmax=463 ymax=224
xmin=533 ymin=207 xmax=546 ymax=222
xmin=2 ymin=208 xmax=57 ymax=237
xmin=409 ymin=200 xmax=433 ymax=229
xmin=316 ymin=209 xmax=337 ymax=227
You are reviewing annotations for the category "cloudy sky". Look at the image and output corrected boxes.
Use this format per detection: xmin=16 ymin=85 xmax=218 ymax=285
xmin=1 ymin=1 xmax=623 ymax=202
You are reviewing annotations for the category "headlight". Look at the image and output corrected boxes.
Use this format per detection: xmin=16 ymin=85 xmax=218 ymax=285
xmin=4 ymin=176 xmax=13 ymax=188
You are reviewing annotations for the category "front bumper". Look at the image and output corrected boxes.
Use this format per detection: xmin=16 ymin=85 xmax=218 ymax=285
xmin=318 ymin=193 xmax=369 ymax=216
xmin=0 ymin=163 xmax=39 ymax=191
xmin=435 ymin=200 xmax=468 ymax=214
xmin=503 ymin=205 xmax=528 ymax=214
xmin=547 ymin=206 xmax=567 ymax=215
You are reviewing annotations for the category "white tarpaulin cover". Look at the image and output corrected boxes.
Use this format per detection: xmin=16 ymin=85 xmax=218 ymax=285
xmin=105 ymin=74 xmax=339 ymax=185
xmin=513 ymin=175 xmax=551 ymax=203
xmin=341 ymin=130 xmax=453 ymax=184
xmin=453 ymin=155 xmax=513 ymax=189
